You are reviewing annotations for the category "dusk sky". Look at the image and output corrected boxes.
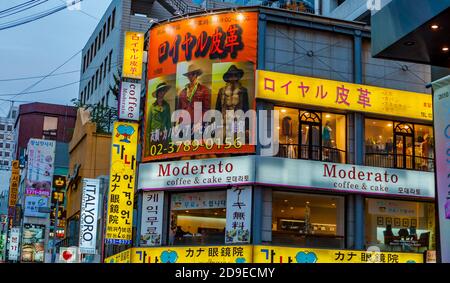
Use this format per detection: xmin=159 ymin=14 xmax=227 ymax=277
xmin=0 ymin=0 xmax=113 ymax=116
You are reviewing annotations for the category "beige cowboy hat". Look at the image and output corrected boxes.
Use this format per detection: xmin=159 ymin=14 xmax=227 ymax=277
xmin=152 ymin=82 xmax=171 ymax=98
xmin=183 ymin=64 xmax=203 ymax=77
xmin=223 ymin=65 xmax=244 ymax=83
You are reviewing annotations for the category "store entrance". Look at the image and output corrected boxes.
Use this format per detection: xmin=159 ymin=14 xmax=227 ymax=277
xmin=394 ymin=123 xmax=414 ymax=169
xmin=299 ymin=111 xmax=321 ymax=161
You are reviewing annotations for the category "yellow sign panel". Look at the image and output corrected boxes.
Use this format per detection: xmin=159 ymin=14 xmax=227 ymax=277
xmin=122 ymin=31 xmax=144 ymax=79
xmin=105 ymin=122 xmax=138 ymax=245
xmin=105 ymin=245 xmax=423 ymax=263
xmin=253 ymin=245 xmax=424 ymax=263
xmin=256 ymin=70 xmax=433 ymax=121
xmin=107 ymin=246 xmax=252 ymax=263
xmin=105 ymin=249 xmax=131 ymax=263
xmin=8 ymin=160 xmax=20 ymax=207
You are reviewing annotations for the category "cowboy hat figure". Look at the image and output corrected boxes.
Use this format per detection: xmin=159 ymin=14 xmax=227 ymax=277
xmin=152 ymin=82 xmax=171 ymax=98
xmin=223 ymin=65 xmax=244 ymax=83
xmin=183 ymin=64 xmax=203 ymax=77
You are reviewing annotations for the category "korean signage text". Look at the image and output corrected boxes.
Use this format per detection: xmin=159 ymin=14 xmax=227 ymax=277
xmin=140 ymin=191 xmax=164 ymax=246
xmin=8 ymin=160 xmax=20 ymax=208
xmin=105 ymin=122 xmax=138 ymax=245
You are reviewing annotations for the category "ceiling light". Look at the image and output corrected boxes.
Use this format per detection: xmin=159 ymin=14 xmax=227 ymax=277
xmin=281 ymin=210 xmax=285 ymax=213
xmin=284 ymin=199 xmax=288 ymax=203
xmin=306 ymin=201 xmax=310 ymax=204
xmin=185 ymin=210 xmax=189 ymax=213
xmin=443 ymin=47 xmax=449 ymax=52
xmin=404 ymin=41 xmax=415 ymax=46
xmin=325 ymin=114 xmax=331 ymax=118
xmin=290 ymin=207 xmax=294 ymax=210
xmin=387 ymin=123 xmax=392 ymax=127
xmin=431 ymin=24 xmax=439 ymax=30
xmin=281 ymin=109 xmax=287 ymax=113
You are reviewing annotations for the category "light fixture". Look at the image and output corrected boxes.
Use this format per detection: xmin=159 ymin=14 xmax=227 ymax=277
xmin=332 ymin=203 xmax=336 ymax=206
xmin=237 ymin=13 xmax=245 ymax=22
xmin=281 ymin=109 xmax=287 ymax=113
xmin=404 ymin=41 xmax=415 ymax=46
xmin=281 ymin=209 xmax=285 ymax=213
xmin=387 ymin=123 xmax=392 ymax=127
xmin=431 ymin=24 xmax=439 ymax=30
xmin=185 ymin=210 xmax=189 ymax=213
xmin=284 ymin=199 xmax=288 ymax=203
xmin=214 ymin=212 xmax=218 ymax=215
xmin=325 ymin=114 xmax=331 ymax=118
xmin=405 ymin=125 xmax=409 ymax=129
xmin=306 ymin=201 xmax=310 ymax=204
xmin=290 ymin=207 xmax=294 ymax=210
xmin=443 ymin=47 xmax=449 ymax=52
xmin=277 ymin=126 xmax=281 ymax=130
xmin=372 ymin=121 xmax=376 ymax=125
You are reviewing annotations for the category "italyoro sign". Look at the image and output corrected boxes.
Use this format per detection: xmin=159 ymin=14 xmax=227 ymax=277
xmin=138 ymin=156 xmax=435 ymax=199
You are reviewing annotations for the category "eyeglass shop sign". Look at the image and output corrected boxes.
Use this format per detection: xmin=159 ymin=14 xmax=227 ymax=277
xmin=256 ymin=157 xmax=435 ymax=199
xmin=138 ymin=156 xmax=255 ymax=190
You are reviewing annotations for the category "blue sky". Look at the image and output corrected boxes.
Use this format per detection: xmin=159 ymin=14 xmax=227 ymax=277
xmin=0 ymin=0 xmax=113 ymax=116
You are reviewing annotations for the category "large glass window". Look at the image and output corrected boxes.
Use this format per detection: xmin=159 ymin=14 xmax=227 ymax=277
xmin=364 ymin=119 xmax=434 ymax=171
xmin=43 ymin=116 xmax=58 ymax=140
xmin=365 ymin=198 xmax=435 ymax=253
xmin=169 ymin=191 xmax=226 ymax=246
xmin=276 ymin=107 xmax=346 ymax=163
xmin=272 ymin=191 xmax=345 ymax=249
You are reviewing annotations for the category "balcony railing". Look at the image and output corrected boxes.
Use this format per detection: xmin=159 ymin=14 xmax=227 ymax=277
xmin=277 ymin=144 xmax=346 ymax=164
xmin=365 ymin=153 xmax=434 ymax=172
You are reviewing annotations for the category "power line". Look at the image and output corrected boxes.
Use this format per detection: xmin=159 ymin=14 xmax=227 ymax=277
xmin=56 ymin=0 xmax=98 ymax=21
xmin=0 ymin=0 xmax=38 ymax=15
xmin=0 ymin=0 xmax=84 ymax=31
xmin=0 ymin=0 xmax=48 ymax=19
xmin=0 ymin=62 xmax=120 ymax=96
xmin=0 ymin=60 xmax=120 ymax=82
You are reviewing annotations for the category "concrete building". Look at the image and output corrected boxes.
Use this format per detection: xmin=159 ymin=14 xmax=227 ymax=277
xmin=59 ymin=109 xmax=112 ymax=262
xmin=103 ymin=6 xmax=435 ymax=263
xmin=0 ymin=106 xmax=18 ymax=170
xmin=77 ymin=0 xmax=178 ymax=108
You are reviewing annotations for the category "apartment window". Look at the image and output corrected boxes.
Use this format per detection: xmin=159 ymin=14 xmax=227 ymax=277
xmin=5 ymin=143 xmax=10 ymax=149
xmin=107 ymin=16 xmax=111 ymax=36
xmin=102 ymin=23 xmax=106 ymax=43
xmin=94 ymin=37 xmax=97 ymax=57
xmin=104 ymin=57 xmax=108 ymax=78
xmin=95 ymin=70 xmax=99 ymax=90
xmin=0 ymin=143 xmax=3 ymax=148
xmin=84 ymin=86 xmax=87 ymax=102
xmin=7 ymin=125 xmax=12 ymax=131
xmin=99 ymin=64 xmax=103 ymax=84
xmin=83 ymin=55 xmax=87 ymax=73
xmin=108 ymin=50 xmax=113 ymax=72
xmin=0 ymin=152 xmax=3 ymax=157
xmin=43 ymin=116 xmax=58 ymax=139
xmin=98 ymin=30 xmax=103 ymax=50
xmin=365 ymin=198 xmax=435 ymax=253
xmin=91 ymin=76 xmax=95 ymax=94
xmin=169 ymin=191 xmax=227 ymax=246
xmin=272 ymin=191 xmax=345 ymax=249
xmin=0 ymin=134 xmax=3 ymax=139
xmin=275 ymin=107 xmax=346 ymax=163
xmin=111 ymin=8 xmax=116 ymax=30
xmin=86 ymin=49 xmax=90 ymax=68
xmin=106 ymin=90 xmax=110 ymax=106
xmin=80 ymin=91 xmax=84 ymax=103
xmin=101 ymin=96 xmax=105 ymax=107
xmin=87 ymin=82 xmax=91 ymax=99
xmin=5 ymin=152 xmax=9 ymax=157
xmin=0 ymin=124 xmax=4 ymax=131
xmin=365 ymin=119 xmax=434 ymax=171
xmin=90 ymin=45 xmax=93 ymax=63
xmin=11 ymin=110 xmax=17 ymax=119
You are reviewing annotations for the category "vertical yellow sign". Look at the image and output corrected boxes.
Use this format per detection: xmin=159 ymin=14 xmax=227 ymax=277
xmin=122 ymin=31 xmax=144 ymax=79
xmin=105 ymin=122 xmax=138 ymax=245
xmin=8 ymin=160 xmax=20 ymax=208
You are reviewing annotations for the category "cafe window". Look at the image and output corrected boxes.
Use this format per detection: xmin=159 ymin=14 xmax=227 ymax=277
xmin=364 ymin=119 xmax=434 ymax=171
xmin=272 ymin=191 xmax=345 ymax=249
xmin=365 ymin=198 xmax=435 ymax=253
xmin=169 ymin=191 xmax=226 ymax=246
xmin=276 ymin=107 xmax=346 ymax=163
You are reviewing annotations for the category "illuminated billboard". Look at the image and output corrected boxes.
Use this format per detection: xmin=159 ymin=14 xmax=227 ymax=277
xmin=143 ymin=12 xmax=258 ymax=161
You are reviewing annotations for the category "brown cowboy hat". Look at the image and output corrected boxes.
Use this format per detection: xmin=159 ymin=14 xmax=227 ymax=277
xmin=223 ymin=65 xmax=244 ymax=83
xmin=183 ymin=64 xmax=203 ymax=77
xmin=152 ymin=82 xmax=171 ymax=98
